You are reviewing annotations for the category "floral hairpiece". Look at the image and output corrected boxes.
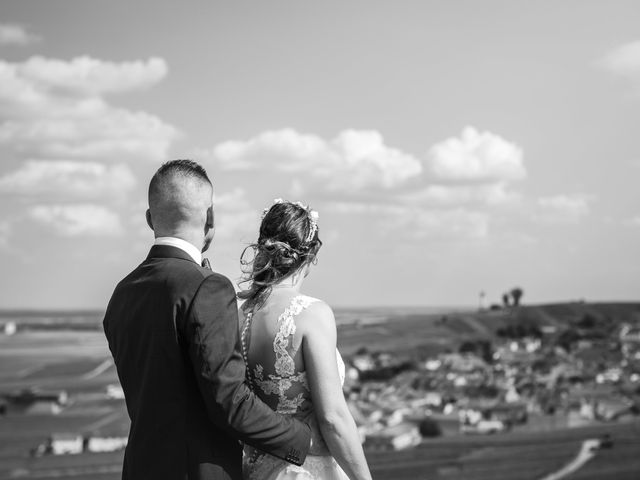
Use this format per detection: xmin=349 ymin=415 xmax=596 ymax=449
xmin=262 ymin=198 xmax=319 ymax=244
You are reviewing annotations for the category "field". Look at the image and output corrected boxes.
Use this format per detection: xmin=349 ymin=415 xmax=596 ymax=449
xmin=337 ymin=302 xmax=640 ymax=356
xmin=1 ymin=303 xmax=639 ymax=479
xmin=370 ymin=422 xmax=640 ymax=479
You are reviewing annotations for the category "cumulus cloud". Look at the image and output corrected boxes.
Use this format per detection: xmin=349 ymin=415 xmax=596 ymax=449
xmin=213 ymin=128 xmax=422 ymax=191
xmin=0 ymin=161 xmax=136 ymax=198
xmin=426 ymin=126 xmax=526 ymax=183
xmin=600 ymin=40 xmax=640 ymax=81
xmin=205 ymin=126 xmax=527 ymax=241
xmin=17 ymin=56 xmax=168 ymax=95
xmin=28 ymin=204 xmax=123 ymax=236
xmin=0 ymin=24 xmax=40 ymax=46
xmin=0 ymin=56 xmax=178 ymax=162
xmin=536 ymin=194 xmax=592 ymax=223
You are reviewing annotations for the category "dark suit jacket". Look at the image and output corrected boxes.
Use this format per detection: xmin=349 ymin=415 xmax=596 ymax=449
xmin=103 ymin=245 xmax=310 ymax=480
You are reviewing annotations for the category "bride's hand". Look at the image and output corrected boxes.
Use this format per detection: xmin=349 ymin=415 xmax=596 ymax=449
xmin=303 ymin=412 xmax=330 ymax=456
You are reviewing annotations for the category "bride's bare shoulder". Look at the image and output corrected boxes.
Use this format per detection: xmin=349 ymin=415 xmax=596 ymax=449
xmin=297 ymin=296 xmax=336 ymax=333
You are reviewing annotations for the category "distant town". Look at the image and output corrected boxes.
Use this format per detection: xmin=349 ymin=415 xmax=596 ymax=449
xmin=344 ymin=302 xmax=640 ymax=451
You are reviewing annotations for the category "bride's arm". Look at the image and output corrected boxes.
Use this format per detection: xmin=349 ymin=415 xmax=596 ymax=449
xmin=301 ymin=302 xmax=372 ymax=480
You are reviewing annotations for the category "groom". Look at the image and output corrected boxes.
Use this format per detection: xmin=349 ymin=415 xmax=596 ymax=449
xmin=103 ymin=160 xmax=311 ymax=480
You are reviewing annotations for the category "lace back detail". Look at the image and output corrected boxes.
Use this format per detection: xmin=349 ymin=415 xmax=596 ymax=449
xmin=241 ymin=295 xmax=317 ymax=414
xmin=273 ymin=295 xmax=315 ymax=376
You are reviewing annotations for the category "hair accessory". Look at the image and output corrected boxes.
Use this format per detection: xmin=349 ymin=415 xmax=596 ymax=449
xmin=261 ymin=198 xmax=319 ymax=244
xmin=305 ymin=209 xmax=319 ymax=243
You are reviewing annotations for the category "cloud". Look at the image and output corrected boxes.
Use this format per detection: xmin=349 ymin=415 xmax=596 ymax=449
xmin=402 ymin=182 xmax=521 ymax=207
xmin=426 ymin=126 xmax=526 ymax=183
xmin=17 ymin=56 xmax=168 ymax=95
xmin=204 ymin=126 xmax=528 ymax=242
xmin=600 ymin=40 xmax=640 ymax=81
xmin=326 ymin=201 xmax=489 ymax=240
xmin=0 ymin=24 xmax=40 ymax=46
xmin=0 ymin=56 xmax=178 ymax=162
xmin=0 ymin=161 xmax=136 ymax=198
xmin=28 ymin=204 xmax=123 ymax=236
xmin=203 ymin=125 xmax=528 ymax=244
xmin=212 ymin=128 xmax=423 ymax=191
xmin=536 ymin=194 xmax=591 ymax=223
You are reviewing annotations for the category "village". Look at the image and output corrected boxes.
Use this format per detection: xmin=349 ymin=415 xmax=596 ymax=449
xmin=344 ymin=309 xmax=640 ymax=451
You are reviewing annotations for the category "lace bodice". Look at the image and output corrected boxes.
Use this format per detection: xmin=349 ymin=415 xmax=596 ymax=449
xmin=241 ymin=295 xmax=348 ymax=480
xmin=241 ymin=295 xmax=313 ymax=415
xmin=241 ymin=295 xmax=344 ymax=416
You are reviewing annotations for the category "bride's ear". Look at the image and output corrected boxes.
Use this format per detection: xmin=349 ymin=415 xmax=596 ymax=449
xmin=145 ymin=209 xmax=154 ymax=231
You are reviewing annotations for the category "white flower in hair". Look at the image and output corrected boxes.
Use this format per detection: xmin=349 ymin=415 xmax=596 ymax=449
xmin=305 ymin=209 xmax=319 ymax=243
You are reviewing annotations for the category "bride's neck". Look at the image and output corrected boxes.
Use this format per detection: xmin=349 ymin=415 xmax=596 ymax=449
xmin=271 ymin=270 xmax=305 ymax=292
xmin=271 ymin=279 xmax=302 ymax=292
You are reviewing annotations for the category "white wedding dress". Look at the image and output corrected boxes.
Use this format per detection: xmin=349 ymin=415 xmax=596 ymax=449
xmin=241 ymin=295 xmax=349 ymax=480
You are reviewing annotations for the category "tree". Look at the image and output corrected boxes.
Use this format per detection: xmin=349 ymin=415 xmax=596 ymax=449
xmin=577 ymin=313 xmax=597 ymax=329
xmin=459 ymin=341 xmax=477 ymax=354
xmin=502 ymin=293 xmax=510 ymax=307
xmin=510 ymin=287 xmax=524 ymax=307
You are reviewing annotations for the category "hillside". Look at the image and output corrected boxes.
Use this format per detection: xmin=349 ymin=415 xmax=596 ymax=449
xmin=337 ymin=302 xmax=640 ymax=356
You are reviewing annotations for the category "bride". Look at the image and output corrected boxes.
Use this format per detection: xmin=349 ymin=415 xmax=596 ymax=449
xmin=237 ymin=199 xmax=372 ymax=480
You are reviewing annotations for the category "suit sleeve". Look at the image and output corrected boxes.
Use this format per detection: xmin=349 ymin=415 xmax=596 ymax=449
xmin=185 ymin=273 xmax=311 ymax=465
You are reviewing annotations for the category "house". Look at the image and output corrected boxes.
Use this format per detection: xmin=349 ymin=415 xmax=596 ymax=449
xmin=458 ymin=400 xmax=526 ymax=430
xmin=364 ymin=422 xmax=421 ymax=451
xmin=85 ymin=435 xmax=128 ymax=453
xmin=49 ymin=433 xmax=83 ymax=455
xmin=106 ymin=384 xmax=125 ymax=399
xmin=3 ymin=321 xmax=16 ymax=336
xmin=595 ymin=397 xmax=633 ymax=421
xmin=4 ymin=388 xmax=68 ymax=414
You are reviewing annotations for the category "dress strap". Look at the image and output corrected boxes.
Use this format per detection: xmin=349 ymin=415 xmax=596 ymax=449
xmin=273 ymin=295 xmax=317 ymax=377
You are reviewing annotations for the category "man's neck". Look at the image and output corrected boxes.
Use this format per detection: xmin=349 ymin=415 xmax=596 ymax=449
xmin=154 ymin=236 xmax=202 ymax=264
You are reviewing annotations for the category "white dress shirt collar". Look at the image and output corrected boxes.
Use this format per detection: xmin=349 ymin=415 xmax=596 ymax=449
xmin=154 ymin=237 xmax=202 ymax=265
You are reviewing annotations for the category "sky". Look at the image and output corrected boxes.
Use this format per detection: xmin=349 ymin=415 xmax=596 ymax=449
xmin=0 ymin=0 xmax=638 ymax=309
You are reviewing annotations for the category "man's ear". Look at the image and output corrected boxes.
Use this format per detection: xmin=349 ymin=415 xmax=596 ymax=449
xmin=206 ymin=206 xmax=214 ymax=230
xmin=145 ymin=209 xmax=154 ymax=231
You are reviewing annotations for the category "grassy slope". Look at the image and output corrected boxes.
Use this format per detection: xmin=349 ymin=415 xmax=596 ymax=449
xmin=369 ymin=421 xmax=640 ymax=480
xmin=337 ymin=302 xmax=640 ymax=356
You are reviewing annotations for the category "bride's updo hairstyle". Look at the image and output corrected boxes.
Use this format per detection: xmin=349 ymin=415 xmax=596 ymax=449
xmin=238 ymin=199 xmax=322 ymax=310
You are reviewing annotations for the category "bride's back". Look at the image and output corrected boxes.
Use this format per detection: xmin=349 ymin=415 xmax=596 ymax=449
xmin=240 ymin=291 xmax=318 ymax=417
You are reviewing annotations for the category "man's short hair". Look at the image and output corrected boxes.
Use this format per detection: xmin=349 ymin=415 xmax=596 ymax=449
xmin=149 ymin=159 xmax=211 ymax=199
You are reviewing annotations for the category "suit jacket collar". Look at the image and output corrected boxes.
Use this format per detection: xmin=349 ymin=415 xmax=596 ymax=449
xmin=147 ymin=244 xmax=199 ymax=265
